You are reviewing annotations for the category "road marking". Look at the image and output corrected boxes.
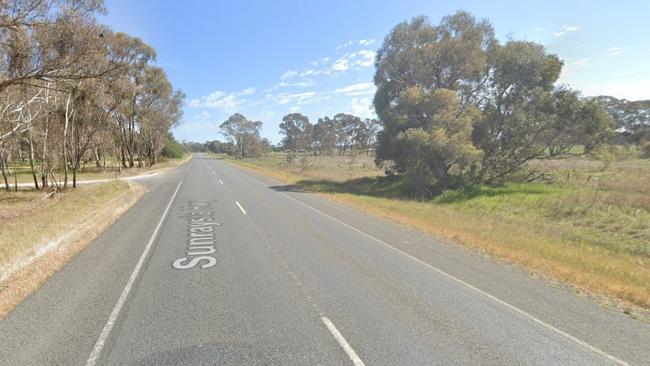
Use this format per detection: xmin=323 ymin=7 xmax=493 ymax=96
xmin=219 ymin=179 xmax=224 ymax=185
xmin=321 ymin=316 xmax=365 ymax=366
xmin=235 ymin=200 xmax=247 ymax=215
xmin=85 ymin=180 xmax=183 ymax=366
xmin=280 ymin=193 xmax=630 ymax=366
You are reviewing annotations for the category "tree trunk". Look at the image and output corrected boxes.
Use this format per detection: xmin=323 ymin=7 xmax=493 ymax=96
xmin=63 ymin=93 xmax=72 ymax=188
xmin=13 ymin=157 xmax=18 ymax=192
xmin=27 ymin=129 xmax=39 ymax=190
xmin=94 ymin=146 xmax=101 ymax=168
xmin=0 ymin=146 xmax=9 ymax=191
xmin=41 ymin=115 xmax=50 ymax=188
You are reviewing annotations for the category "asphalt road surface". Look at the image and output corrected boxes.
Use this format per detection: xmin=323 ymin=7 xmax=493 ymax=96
xmin=1 ymin=154 xmax=648 ymax=365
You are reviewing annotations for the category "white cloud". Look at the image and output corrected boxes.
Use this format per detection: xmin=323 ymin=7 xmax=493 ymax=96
xmin=281 ymin=70 xmax=299 ymax=79
xmin=348 ymin=97 xmax=375 ymax=118
xmin=180 ymin=110 xmax=220 ymax=133
xmin=189 ymin=87 xmax=256 ymax=111
xmin=336 ymin=38 xmax=377 ymax=50
xmin=335 ymin=82 xmax=375 ymax=96
xmin=356 ymin=49 xmax=375 ymax=67
xmin=330 ymin=50 xmax=375 ymax=73
xmin=331 ymin=58 xmax=349 ymax=72
xmin=277 ymin=91 xmax=320 ymax=105
xmin=198 ymin=110 xmax=210 ymax=120
xmin=240 ymin=87 xmax=256 ymax=95
xmin=299 ymin=69 xmax=324 ymax=77
xmin=605 ymin=47 xmax=628 ymax=56
xmin=359 ymin=38 xmax=375 ymax=46
xmin=553 ymin=24 xmax=580 ymax=37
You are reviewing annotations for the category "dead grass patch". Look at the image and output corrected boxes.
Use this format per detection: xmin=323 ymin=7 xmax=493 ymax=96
xmin=0 ymin=181 xmax=145 ymax=318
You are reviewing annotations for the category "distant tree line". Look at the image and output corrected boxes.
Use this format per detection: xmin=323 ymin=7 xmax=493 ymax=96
xmin=591 ymin=96 xmax=650 ymax=145
xmin=280 ymin=112 xmax=381 ymax=155
xmin=373 ymin=11 xmax=616 ymax=195
xmin=185 ymin=112 xmax=381 ymax=158
xmin=0 ymin=0 xmax=184 ymax=191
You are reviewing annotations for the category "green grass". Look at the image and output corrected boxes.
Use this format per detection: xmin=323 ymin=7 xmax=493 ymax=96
xmin=224 ymin=152 xmax=650 ymax=311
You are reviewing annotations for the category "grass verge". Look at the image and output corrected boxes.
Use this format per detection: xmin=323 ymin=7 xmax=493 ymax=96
xmin=0 ymin=181 xmax=145 ymax=318
xmin=224 ymin=153 xmax=650 ymax=314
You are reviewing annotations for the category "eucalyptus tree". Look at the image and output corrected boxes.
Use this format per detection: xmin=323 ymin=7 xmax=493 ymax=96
xmin=374 ymin=11 xmax=613 ymax=194
xmin=311 ymin=117 xmax=337 ymax=155
xmin=279 ymin=113 xmax=312 ymax=152
xmin=332 ymin=113 xmax=362 ymax=154
xmin=0 ymin=0 xmax=185 ymax=191
xmin=472 ymin=41 xmax=613 ymax=183
xmin=354 ymin=118 xmax=381 ymax=153
xmin=0 ymin=0 xmax=108 ymax=94
xmin=593 ymin=96 xmax=650 ymax=144
xmin=219 ymin=113 xmax=263 ymax=158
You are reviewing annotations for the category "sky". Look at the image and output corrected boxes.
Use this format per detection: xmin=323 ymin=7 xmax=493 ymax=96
xmin=101 ymin=0 xmax=650 ymax=144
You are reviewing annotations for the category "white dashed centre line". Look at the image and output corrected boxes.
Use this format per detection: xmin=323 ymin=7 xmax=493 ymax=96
xmin=235 ymin=201 xmax=247 ymax=215
xmin=321 ymin=317 xmax=366 ymax=366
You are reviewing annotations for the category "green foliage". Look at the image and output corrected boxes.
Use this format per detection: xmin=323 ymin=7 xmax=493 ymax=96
xmin=332 ymin=113 xmax=363 ymax=154
xmin=162 ymin=134 xmax=184 ymax=159
xmin=279 ymin=113 xmax=312 ymax=152
xmin=374 ymin=11 xmax=614 ymax=196
xmin=312 ymin=117 xmax=338 ymax=155
xmin=377 ymin=88 xmax=481 ymax=194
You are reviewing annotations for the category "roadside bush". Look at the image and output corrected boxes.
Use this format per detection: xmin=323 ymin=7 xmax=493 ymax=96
xmin=162 ymin=136 xmax=184 ymax=159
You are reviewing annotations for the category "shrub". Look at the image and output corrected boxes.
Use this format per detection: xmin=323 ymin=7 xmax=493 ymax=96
xmin=162 ymin=136 xmax=184 ymax=159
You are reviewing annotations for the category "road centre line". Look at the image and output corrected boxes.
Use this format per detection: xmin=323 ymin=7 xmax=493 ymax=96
xmin=321 ymin=316 xmax=366 ymax=366
xmin=235 ymin=200 xmax=247 ymax=215
xmin=85 ymin=180 xmax=183 ymax=366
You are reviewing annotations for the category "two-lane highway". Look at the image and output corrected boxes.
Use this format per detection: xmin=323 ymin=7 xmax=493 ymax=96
xmin=1 ymin=154 xmax=648 ymax=365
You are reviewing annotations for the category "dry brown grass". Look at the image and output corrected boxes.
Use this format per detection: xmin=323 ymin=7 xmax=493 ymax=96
xmin=0 ymin=181 xmax=145 ymax=317
xmin=227 ymin=153 xmax=650 ymax=313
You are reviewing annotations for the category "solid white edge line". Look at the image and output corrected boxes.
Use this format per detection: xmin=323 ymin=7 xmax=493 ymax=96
xmin=235 ymin=200 xmax=247 ymax=215
xmin=85 ymin=180 xmax=183 ymax=366
xmin=321 ymin=316 xmax=366 ymax=366
xmin=281 ymin=193 xmax=629 ymax=366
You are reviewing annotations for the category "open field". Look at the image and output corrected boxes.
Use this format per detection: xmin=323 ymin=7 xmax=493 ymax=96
xmin=0 ymin=181 xmax=145 ymax=317
xmin=226 ymin=152 xmax=650 ymax=312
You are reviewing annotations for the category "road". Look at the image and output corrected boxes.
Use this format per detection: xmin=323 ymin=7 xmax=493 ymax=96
xmin=1 ymin=154 xmax=648 ymax=365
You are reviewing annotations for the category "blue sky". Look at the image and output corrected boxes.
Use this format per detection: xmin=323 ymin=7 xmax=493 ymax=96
xmin=102 ymin=0 xmax=650 ymax=144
